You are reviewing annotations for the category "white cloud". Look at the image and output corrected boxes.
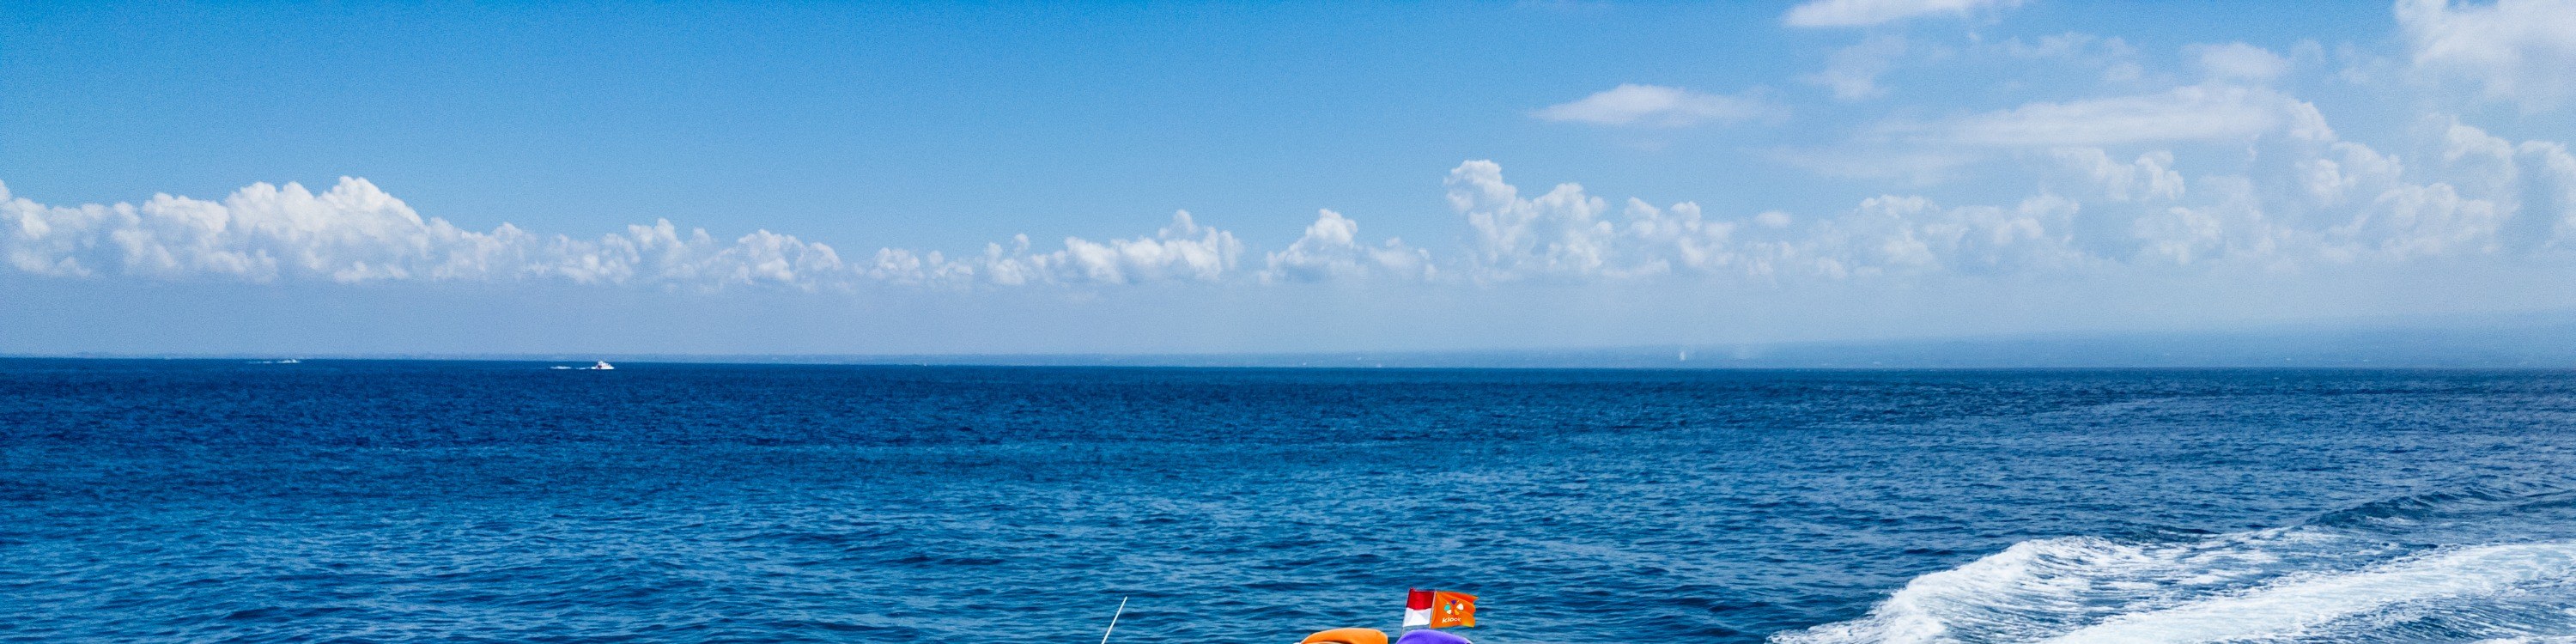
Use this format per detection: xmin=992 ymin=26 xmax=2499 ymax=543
xmin=2081 ymin=115 xmax=2567 ymax=267
xmin=1448 ymin=160 xmax=1624 ymax=279
xmin=1461 ymin=105 xmax=2575 ymax=279
xmin=1803 ymin=33 xmax=2141 ymax=103
xmin=870 ymin=211 xmax=1247 ymax=287
xmin=2425 ymin=117 xmax=2576 ymax=250
xmin=2523 ymin=141 xmax=2576 ymax=246
xmin=1028 ymin=211 xmax=1244 ymax=284
xmin=1991 ymin=33 xmax=2136 ymax=61
xmin=2129 ymin=178 xmax=2277 ymax=266
xmin=1261 ymin=210 xmax=1433 ymax=283
xmin=2330 ymin=181 xmax=2506 ymax=258
xmin=1768 ymin=146 xmax=1984 ymax=185
xmin=16 ymin=102 xmax=2576 ymax=294
xmin=1803 ymin=87 xmax=2320 ymax=189
xmin=0 ymin=177 xmax=850 ymax=289
xmin=2294 ymin=141 xmax=2406 ymax=208
xmin=1447 ymin=159 xmax=1765 ymax=280
xmin=1534 ymin=84 xmax=1780 ymax=127
xmin=1807 ymin=35 xmax=1914 ymax=100
xmin=2051 ymin=149 xmax=2187 ymax=202
xmin=2397 ymin=0 xmax=2576 ymax=111
xmin=2190 ymin=42 xmax=2293 ymax=83
xmin=2438 ymin=115 xmax=2521 ymax=197
xmin=1442 ymin=161 xmax=2082 ymax=281
xmin=1783 ymin=0 xmax=2022 ymax=27
xmin=863 ymin=246 xmax=974 ymax=287
xmin=0 ymin=179 xmax=1257 ymax=290
xmin=1929 ymin=86 xmax=2313 ymax=148
xmin=1787 ymin=194 xmax=2087 ymax=277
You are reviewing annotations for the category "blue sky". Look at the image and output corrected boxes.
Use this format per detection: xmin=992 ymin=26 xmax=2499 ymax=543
xmin=5 ymin=0 xmax=2575 ymax=355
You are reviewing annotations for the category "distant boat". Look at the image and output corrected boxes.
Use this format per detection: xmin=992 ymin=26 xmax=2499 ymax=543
xmin=249 ymin=358 xmax=301 ymax=365
xmin=586 ymin=361 xmax=616 ymax=370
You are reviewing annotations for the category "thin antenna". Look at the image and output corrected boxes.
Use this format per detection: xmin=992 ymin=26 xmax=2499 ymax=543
xmin=1099 ymin=597 xmax=1128 ymax=644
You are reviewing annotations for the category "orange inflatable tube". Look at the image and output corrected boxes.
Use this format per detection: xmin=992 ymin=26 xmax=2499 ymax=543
xmin=1298 ymin=628 xmax=1388 ymax=644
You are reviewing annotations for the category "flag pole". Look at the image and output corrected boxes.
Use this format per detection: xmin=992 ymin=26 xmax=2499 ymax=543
xmin=1099 ymin=597 xmax=1128 ymax=644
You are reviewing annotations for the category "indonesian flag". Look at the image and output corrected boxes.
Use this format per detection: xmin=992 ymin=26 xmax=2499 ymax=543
xmin=1403 ymin=589 xmax=1432 ymax=627
xmin=1403 ymin=589 xmax=1477 ymax=629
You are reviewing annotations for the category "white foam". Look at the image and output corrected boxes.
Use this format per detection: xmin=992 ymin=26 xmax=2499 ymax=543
xmin=1775 ymin=532 xmax=2304 ymax=644
xmin=2038 ymin=543 xmax=2576 ymax=644
xmin=1774 ymin=533 xmax=2576 ymax=644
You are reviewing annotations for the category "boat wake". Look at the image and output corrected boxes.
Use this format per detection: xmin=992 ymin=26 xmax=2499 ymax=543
xmin=1776 ymin=483 xmax=2576 ymax=644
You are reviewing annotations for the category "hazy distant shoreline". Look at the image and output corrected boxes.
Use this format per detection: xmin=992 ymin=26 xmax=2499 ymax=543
xmin=10 ymin=320 xmax=2576 ymax=369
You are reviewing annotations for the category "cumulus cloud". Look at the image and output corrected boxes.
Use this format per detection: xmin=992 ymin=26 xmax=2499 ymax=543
xmin=868 ymin=211 xmax=1245 ymax=287
xmin=2397 ymin=0 xmax=2576 ymax=111
xmin=1011 ymin=211 xmax=1243 ymax=284
xmin=1457 ymin=101 xmax=2576 ymax=280
xmin=15 ymin=103 xmax=2576 ymax=294
xmin=2294 ymin=140 xmax=2406 ymax=209
xmin=1783 ymin=0 xmax=2022 ymax=27
xmin=1261 ymin=210 xmax=1432 ymax=283
xmin=2427 ymin=117 xmax=2576 ymax=251
xmin=1447 ymin=161 xmax=1656 ymax=280
xmin=0 ymin=178 xmax=850 ymax=289
xmin=1801 ymin=193 xmax=2085 ymax=276
xmin=1442 ymin=161 xmax=2081 ymax=282
xmin=2524 ymin=141 xmax=2576 ymax=245
xmin=2050 ymin=149 xmax=2187 ymax=202
xmin=1534 ymin=84 xmax=1781 ymax=127
xmin=0 ymin=179 xmax=1260 ymax=290
xmin=2032 ymin=111 xmax=2576 ymax=267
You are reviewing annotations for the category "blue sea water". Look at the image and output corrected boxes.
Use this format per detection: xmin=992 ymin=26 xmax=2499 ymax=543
xmin=5 ymin=361 xmax=2576 ymax=643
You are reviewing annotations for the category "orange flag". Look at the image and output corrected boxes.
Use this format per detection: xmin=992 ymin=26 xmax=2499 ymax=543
xmin=1427 ymin=591 xmax=1477 ymax=629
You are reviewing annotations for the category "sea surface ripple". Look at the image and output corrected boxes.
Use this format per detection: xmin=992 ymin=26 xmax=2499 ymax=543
xmin=3 ymin=361 xmax=2575 ymax=643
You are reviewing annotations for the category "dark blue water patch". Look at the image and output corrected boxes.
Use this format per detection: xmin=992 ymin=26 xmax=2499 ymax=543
xmin=4 ymin=360 xmax=2576 ymax=643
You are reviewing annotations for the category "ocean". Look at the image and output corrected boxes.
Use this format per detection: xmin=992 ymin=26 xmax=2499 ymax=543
xmin=4 ymin=360 xmax=2574 ymax=643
